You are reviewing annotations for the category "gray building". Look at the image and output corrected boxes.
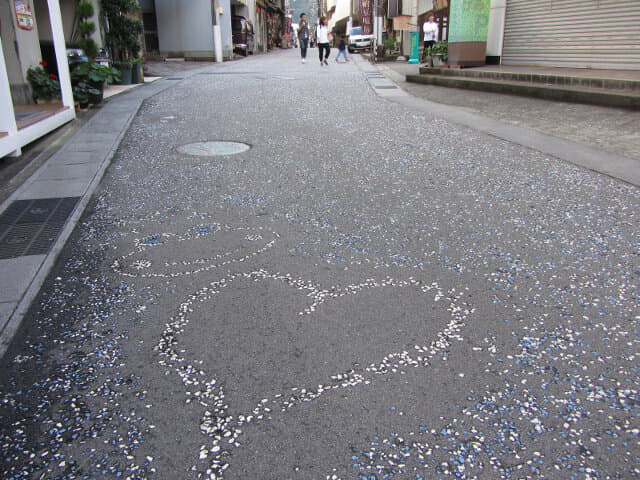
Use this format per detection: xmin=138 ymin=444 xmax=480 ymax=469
xmin=141 ymin=0 xmax=234 ymax=60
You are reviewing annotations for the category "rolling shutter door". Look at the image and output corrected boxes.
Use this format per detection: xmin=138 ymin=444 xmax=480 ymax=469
xmin=502 ymin=0 xmax=640 ymax=69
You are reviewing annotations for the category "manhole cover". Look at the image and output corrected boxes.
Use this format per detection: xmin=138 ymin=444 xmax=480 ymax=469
xmin=177 ymin=141 xmax=250 ymax=156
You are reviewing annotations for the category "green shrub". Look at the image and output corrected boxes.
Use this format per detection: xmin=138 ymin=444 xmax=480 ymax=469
xmin=26 ymin=62 xmax=61 ymax=101
xmin=431 ymin=41 xmax=448 ymax=62
xmin=77 ymin=1 xmax=98 ymax=59
xmin=101 ymin=0 xmax=143 ymax=62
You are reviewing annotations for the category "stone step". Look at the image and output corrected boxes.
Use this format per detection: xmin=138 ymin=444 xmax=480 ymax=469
xmin=406 ymin=73 xmax=640 ymax=110
xmin=417 ymin=67 xmax=640 ymax=92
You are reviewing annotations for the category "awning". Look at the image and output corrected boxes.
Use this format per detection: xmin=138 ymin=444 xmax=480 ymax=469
xmin=265 ymin=0 xmax=283 ymax=13
xmin=333 ymin=16 xmax=349 ymax=34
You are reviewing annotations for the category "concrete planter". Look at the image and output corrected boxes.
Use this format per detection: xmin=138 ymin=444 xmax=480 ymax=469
xmin=432 ymin=54 xmax=446 ymax=67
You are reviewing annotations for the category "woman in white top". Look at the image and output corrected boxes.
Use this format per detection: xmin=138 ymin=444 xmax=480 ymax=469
xmin=317 ymin=17 xmax=331 ymax=66
xmin=422 ymin=13 xmax=439 ymax=57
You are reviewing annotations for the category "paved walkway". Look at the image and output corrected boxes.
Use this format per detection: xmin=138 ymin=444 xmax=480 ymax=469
xmin=0 ymin=50 xmax=638 ymax=479
xmin=2 ymin=53 xmax=640 ymax=357
xmin=380 ymin=60 xmax=640 ymax=161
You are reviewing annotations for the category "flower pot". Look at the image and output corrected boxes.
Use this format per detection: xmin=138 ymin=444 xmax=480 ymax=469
xmin=131 ymin=63 xmax=144 ymax=84
xmin=432 ymin=53 xmax=445 ymax=67
xmin=35 ymin=98 xmax=61 ymax=105
xmin=115 ymin=64 xmax=133 ymax=84
xmin=88 ymin=82 xmax=104 ymax=104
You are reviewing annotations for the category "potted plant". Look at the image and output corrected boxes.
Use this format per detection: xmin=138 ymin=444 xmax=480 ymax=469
xmin=376 ymin=37 xmax=400 ymax=61
xmin=101 ymin=0 xmax=143 ymax=85
xmin=73 ymin=81 xmax=100 ymax=109
xmin=430 ymin=41 xmax=448 ymax=66
xmin=71 ymin=61 xmax=121 ymax=104
xmin=131 ymin=56 xmax=145 ymax=84
xmin=26 ymin=62 xmax=61 ymax=103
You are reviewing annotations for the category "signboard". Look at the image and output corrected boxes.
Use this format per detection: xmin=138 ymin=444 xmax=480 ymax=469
xmin=434 ymin=0 xmax=449 ymax=10
xmin=448 ymin=0 xmax=490 ymax=43
xmin=408 ymin=31 xmax=420 ymax=63
xmin=393 ymin=15 xmax=412 ymax=31
xmin=14 ymin=0 xmax=34 ymax=30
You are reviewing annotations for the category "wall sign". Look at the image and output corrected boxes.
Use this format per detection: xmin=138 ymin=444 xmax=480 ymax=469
xmin=434 ymin=0 xmax=449 ymax=10
xmin=14 ymin=0 xmax=35 ymax=30
xmin=393 ymin=15 xmax=412 ymax=31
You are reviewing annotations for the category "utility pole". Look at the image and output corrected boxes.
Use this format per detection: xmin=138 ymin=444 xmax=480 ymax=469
xmin=373 ymin=0 xmax=383 ymax=47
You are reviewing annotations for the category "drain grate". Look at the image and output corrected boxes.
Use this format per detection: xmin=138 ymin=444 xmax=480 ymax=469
xmin=0 ymin=197 xmax=80 ymax=259
xmin=166 ymin=77 xmax=184 ymax=80
xmin=374 ymin=85 xmax=398 ymax=89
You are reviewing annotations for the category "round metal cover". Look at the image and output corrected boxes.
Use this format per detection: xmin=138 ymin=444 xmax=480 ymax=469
xmin=177 ymin=141 xmax=250 ymax=156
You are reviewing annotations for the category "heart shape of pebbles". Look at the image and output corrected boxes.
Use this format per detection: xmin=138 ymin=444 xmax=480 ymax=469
xmin=157 ymin=267 xmax=469 ymax=477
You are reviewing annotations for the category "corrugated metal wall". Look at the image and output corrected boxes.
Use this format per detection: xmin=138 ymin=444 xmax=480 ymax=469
xmin=502 ymin=0 xmax=640 ymax=69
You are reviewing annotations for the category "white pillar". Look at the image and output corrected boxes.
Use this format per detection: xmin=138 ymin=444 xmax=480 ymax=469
xmin=0 ymin=37 xmax=20 ymax=155
xmin=47 ymin=0 xmax=74 ymax=109
xmin=213 ymin=0 xmax=223 ymax=62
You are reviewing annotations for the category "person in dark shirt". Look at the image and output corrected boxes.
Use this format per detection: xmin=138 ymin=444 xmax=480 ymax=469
xmin=297 ymin=13 xmax=309 ymax=63
xmin=335 ymin=35 xmax=349 ymax=62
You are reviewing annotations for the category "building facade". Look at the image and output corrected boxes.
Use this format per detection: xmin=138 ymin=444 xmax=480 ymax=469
xmin=498 ymin=0 xmax=640 ymax=69
xmin=150 ymin=0 xmax=234 ymax=60
xmin=1 ymin=0 xmax=75 ymax=157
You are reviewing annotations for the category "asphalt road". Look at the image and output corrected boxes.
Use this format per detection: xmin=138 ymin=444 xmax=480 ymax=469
xmin=1 ymin=49 xmax=639 ymax=480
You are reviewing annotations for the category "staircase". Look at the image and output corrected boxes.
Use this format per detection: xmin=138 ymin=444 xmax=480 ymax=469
xmin=406 ymin=67 xmax=640 ymax=110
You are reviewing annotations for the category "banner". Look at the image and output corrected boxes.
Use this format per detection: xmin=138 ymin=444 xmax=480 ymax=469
xmin=14 ymin=0 xmax=35 ymax=30
xmin=448 ymin=0 xmax=490 ymax=43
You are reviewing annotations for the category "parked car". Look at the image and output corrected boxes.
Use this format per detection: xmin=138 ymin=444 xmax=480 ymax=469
xmin=232 ymin=16 xmax=255 ymax=56
xmin=39 ymin=41 xmax=88 ymax=75
xmin=348 ymin=26 xmax=375 ymax=53
xmin=66 ymin=47 xmax=89 ymax=71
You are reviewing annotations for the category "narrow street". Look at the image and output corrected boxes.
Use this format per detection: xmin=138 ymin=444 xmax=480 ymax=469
xmin=1 ymin=49 xmax=638 ymax=479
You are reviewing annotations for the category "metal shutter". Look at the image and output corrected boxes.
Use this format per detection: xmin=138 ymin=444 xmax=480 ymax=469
xmin=502 ymin=0 xmax=640 ymax=69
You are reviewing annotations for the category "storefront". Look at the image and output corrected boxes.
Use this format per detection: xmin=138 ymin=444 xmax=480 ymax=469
xmin=1 ymin=0 xmax=74 ymax=158
xmin=502 ymin=0 xmax=640 ymax=69
xmin=265 ymin=0 xmax=284 ymax=50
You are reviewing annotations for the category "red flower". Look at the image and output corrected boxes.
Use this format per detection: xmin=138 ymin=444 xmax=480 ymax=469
xmin=50 ymin=73 xmax=58 ymax=80
xmin=40 ymin=60 xmax=48 ymax=67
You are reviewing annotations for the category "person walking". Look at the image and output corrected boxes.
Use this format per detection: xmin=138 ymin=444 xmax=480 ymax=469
xmin=335 ymin=35 xmax=349 ymax=62
xmin=317 ymin=17 xmax=331 ymax=66
xmin=297 ymin=13 xmax=309 ymax=63
xmin=422 ymin=12 xmax=439 ymax=64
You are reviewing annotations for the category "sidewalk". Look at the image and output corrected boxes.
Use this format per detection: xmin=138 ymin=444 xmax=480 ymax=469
xmin=0 ymin=62 xmax=220 ymax=357
xmin=378 ymin=60 xmax=640 ymax=161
